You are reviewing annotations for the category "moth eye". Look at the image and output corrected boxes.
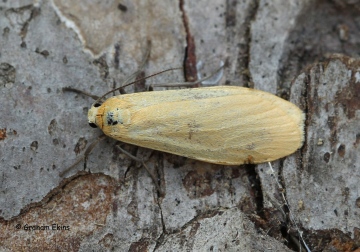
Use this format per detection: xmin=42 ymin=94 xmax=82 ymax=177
xmin=89 ymin=122 xmax=97 ymax=128
xmin=94 ymin=103 xmax=101 ymax=108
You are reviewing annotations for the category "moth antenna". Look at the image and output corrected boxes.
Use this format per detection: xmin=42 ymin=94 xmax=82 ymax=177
xmin=93 ymin=67 xmax=183 ymax=105
xmin=149 ymin=61 xmax=224 ymax=88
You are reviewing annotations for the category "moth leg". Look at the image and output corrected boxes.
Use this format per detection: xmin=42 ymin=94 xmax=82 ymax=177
xmin=60 ymin=134 xmax=107 ymax=177
xmin=266 ymin=162 xmax=311 ymax=252
xmin=196 ymin=60 xmax=224 ymax=86
xmin=116 ymin=145 xmax=163 ymax=196
xmin=115 ymin=40 xmax=152 ymax=94
xmin=149 ymin=60 xmax=224 ymax=88
xmin=62 ymin=87 xmax=100 ymax=100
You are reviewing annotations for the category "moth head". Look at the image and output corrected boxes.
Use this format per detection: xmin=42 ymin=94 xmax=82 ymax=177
xmin=88 ymin=103 xmax=102 ymax=128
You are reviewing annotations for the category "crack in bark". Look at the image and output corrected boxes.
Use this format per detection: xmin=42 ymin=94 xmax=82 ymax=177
xmin=153 ymin=207 xmax=232 ymax=251
xmin=179 ymin=0 xmax=198 ymax=83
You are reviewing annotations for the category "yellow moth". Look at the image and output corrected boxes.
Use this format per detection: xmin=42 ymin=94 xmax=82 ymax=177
xmin=88 ymin=86 xmax=304 ymax=165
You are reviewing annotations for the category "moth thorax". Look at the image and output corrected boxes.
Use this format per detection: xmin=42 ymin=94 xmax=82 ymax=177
xmin=105 ymin=108 xmax=130 ymax=127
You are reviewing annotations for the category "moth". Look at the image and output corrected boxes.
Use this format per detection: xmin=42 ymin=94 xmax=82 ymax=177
xmin=87 ymin=86 xmax=304 ymax=165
